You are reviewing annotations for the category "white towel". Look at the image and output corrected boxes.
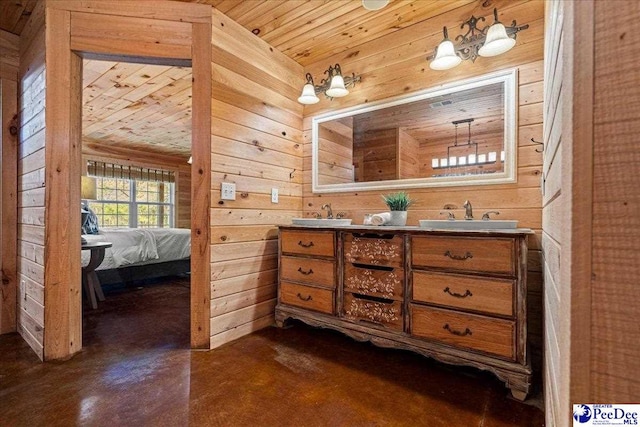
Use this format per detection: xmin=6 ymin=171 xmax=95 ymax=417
xmin=370 ymin=212 xmax=391 ymax=226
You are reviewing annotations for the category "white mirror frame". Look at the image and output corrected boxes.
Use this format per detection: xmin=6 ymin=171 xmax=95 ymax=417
xmin=311 ymin=68 xmax=518 ymax=193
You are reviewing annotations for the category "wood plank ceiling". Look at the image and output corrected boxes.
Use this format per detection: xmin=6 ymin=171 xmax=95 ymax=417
xmin=82 ymin=60 xmax=192 ymax=159
xmin=1 ymin=0 xmax=476 ymax=159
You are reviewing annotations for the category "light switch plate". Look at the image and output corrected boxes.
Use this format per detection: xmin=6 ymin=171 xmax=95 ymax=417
xmin=271 ymin=188 xmax=279 ymax=203
xmin=221 ymin=182 xmax=236 ymax=200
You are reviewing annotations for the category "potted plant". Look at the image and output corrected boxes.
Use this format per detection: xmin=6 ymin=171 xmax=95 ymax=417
xmin=382 ymin=192 xmax=414 ymax=226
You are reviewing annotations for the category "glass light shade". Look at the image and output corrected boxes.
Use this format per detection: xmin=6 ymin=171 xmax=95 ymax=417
xmin=488 ymin=151 xmax=497 ymax=162
xmin=478 ymin=23 xmax=516 ymax=57
xmin=430 ymin=40 xmax=462 ymax=71
xmin=81 ymin=176 xmax=97 ymax=200
xmin=449 ymin=156 xmax=457 ymax=166
xmin=325 ymin=75 xmax=349 ymax=98
xmin=362 ymin=0 xmax=389 ymax=11
xmin=440 ymin=158 xmax=448 ymax=167
xmin=431 ymin=158 xmax=439 ymax=168
xmin=468 ymin=154 xmax=476 ymax=164
xmin=298 ymin=83 xmax=320 ymax=104
xmin=458 ymin=156 xmax=467 ymax=165
xmin=500 ymin=150 xmax=505 ymax=162
xmin=478 ymin=154 xmax=487 ymax=163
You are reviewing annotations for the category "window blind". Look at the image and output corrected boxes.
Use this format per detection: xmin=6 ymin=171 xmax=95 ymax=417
xmin=87 ymin=160 xmax=175 ymax=183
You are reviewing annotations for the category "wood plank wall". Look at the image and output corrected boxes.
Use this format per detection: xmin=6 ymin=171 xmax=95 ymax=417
xmin=17 ymin=0 xmax=46 ymax=359
xmin=591 ymin=0 xmax=640 ymax=402
xmin=209 ymin=9 xmax=304 ymax=348
xmin=301 ymin=0 xmax=545 ymax=364
xmin=542 ymin=0 xmax=568 ymax=423
xmin=0 ymin=29 xmax=19 ymax=335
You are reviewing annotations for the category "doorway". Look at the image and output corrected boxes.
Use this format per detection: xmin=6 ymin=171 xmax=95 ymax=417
xmin=42 ymin=2 xmax=211 ymax=359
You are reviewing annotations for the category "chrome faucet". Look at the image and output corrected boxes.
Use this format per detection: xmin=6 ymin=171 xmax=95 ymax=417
xmin=463 ymin=200 xmax=473 ymax=220
xmin=321 ymin=203 xmax=333 ymax=219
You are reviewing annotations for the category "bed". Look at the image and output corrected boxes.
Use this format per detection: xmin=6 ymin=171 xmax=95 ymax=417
xmin=81 ymin=228 xmax=191 ymax=285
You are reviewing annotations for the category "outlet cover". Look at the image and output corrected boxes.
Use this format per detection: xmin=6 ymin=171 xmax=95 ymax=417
xmin=271 ymin=188 xmax=279 ymax=203
xmin=221 ymin=182 xmax=236 ymax=200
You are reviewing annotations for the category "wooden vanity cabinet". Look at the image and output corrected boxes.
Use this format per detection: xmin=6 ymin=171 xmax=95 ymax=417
xmin=278 ymin=229 xmax=337 ymax=315
xmin=276 ymin=226 xmax=532 ymax=401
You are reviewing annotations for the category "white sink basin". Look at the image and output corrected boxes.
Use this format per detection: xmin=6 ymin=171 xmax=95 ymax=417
xmin=291 ymin=218 xmax=352 ymax=226
xmin=419 ymin=219 xmax=518 ymax=230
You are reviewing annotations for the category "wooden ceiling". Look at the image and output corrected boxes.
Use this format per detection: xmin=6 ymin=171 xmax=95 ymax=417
xmin=82 ymin=60 xmax=192 ymax=159
xmin=185 ymin=0 xmax=473 ymax=66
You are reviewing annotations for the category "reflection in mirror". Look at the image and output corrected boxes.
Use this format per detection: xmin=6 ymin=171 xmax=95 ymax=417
xmin=312 ymin=69 xmax=517 ymax=193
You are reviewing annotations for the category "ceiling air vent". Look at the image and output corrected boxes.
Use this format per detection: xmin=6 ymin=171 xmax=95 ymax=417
xmin=429 ymin=100 xmax=453 ymax=108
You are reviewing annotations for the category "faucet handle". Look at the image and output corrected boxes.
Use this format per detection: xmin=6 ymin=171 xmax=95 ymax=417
xmin=440 ymin=211 xmax=456 ymax=220
xmin=481 ymin=211 xmax=500 ymax=220
xmin=312 ymin=212 xmax=322 ymax=219
xmin=335 ymin=212 xmax=347 ymax=219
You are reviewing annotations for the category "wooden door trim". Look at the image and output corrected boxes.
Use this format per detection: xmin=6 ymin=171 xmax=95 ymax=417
xmin=43 ymin=2 xmax=212 ymax=359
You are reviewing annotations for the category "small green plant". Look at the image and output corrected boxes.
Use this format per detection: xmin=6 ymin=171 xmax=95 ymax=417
xmin=382 ymin=192 xmax=414 ymax=211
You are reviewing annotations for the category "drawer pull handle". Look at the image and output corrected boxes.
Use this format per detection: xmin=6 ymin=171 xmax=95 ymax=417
xmin=443 ymin=324 xmax=472 ymax=337
xmin=298 ymin=240 xmax=314 ymax=248
xmin=443 ymin=287 xmax=473 ymax=298
xmin=444 ymin=250 xmax=473 ymax=261
xmin=296 ymin=293 xmax=312 ymax=302
xmin=297 ymin=267 xmax=314 ymax=275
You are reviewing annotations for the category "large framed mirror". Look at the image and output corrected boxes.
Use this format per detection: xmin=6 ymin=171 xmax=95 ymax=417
xmin=312 ymin=68 xmax=518 ymax=193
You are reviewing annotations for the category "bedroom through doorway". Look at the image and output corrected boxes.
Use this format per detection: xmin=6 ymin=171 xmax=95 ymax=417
xmin=80 ymin=58 xmax=194 ymax=347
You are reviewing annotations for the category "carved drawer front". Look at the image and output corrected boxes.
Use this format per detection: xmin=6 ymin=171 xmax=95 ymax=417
xmin=344 ymin=263 xmax=404 ymax=299
xmin=344 ymin=234 xmax=403 ymax=267
xmin=280 ymin=281 xmax=334 ymax=314
xmin=343 ymin=292 xmax=403 ymax=331
xmin=411 ymin=305 xmax=515 ymax=360
xmin=412 ymin=236 xmax=514 ymax=275
xmin=281 ymin=230 xmax=334 ymax=257
xmin=413 ymin=271 xmax=514 ymax=317
xmin=281 ymin=256 xmax=336 ymax=289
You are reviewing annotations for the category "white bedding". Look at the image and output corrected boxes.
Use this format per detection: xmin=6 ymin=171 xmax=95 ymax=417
xmin=82 ymin=228 xmax=190 ymax=270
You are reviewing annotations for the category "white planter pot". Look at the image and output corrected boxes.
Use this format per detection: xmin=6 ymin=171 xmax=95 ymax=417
xmin=388 ymin=211 xmax=408 ymax=226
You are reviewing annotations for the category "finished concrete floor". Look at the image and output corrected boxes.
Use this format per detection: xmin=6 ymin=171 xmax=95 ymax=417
xmin=0 ymin=278 xmax=544 ymax=426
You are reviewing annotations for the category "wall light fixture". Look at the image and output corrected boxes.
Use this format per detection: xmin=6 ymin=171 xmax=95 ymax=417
xmin=428 ymin=8 xmax=529 ymax=71
xmin=297 ymin=63 xmax=361 ymax=105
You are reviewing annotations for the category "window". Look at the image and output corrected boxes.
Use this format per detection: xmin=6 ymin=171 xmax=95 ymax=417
xmin=89 ymin=177 xmax=174 ymax=228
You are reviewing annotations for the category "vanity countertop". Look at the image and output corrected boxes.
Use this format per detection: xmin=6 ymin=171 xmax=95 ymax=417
xmin=280 ymin=224 xmax=534 ymax=235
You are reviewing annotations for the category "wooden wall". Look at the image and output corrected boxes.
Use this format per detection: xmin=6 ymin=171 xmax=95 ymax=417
xmin=0 ymin=29 xmax=19 ymax=335
xmin=209 ymin=9 xmax=304 ymax=348
xmin=542 ymin=0 xmax=569 ymax=423
xmin=17 ymin=0 xmax=45 ymax=359
xmin=302 ymin=0 xmax=544 ymax=364
xmin=591 ymin=0 xmax=640 ymax=403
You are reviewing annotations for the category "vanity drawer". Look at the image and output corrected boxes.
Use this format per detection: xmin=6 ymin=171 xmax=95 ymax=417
xmin=411 ymin=305 xmax=515 ymax=360
xmin=281 ymin=230 xmax=335 ymax=258
xmin=343 ymin=292 xmax=403 ymax=331
xmin=280 ymin=281 xmax=334 ymax=314
xmin=281 ymin=256 xmax=336 ymax=289
xmin=344 ymin=263 xmax=404 ymax=299
xmin=412 ymin=271 xmax=514 ymax=317
xmin=344 ymin=233 xmax=403 ymax=267
xmin=412 ymin=236 xmax=514 ymax=275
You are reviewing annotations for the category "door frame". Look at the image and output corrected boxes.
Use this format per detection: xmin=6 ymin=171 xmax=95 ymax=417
xmin=43 ymin=1 xmax=212 ymax=359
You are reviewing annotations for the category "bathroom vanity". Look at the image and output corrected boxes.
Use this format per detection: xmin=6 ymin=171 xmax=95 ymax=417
xmin=275 ymin=225 xmax=533 ymax=400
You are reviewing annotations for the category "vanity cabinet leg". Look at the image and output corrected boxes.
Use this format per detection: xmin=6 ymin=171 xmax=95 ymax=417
xmin=510 ymin=387 xmax=529 ymax=402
